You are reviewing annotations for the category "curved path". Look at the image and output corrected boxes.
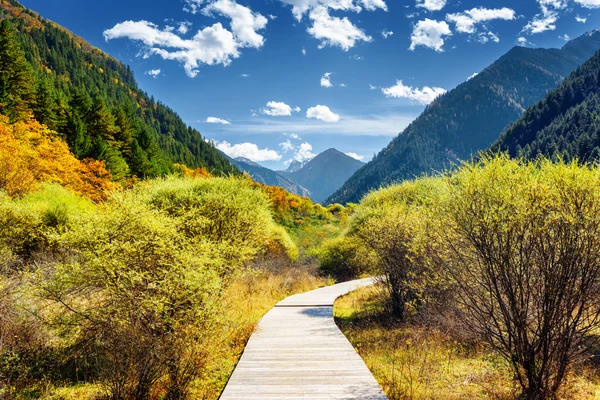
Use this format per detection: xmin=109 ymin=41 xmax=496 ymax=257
xmin=220 ymin=277 xmax=388 ymax=400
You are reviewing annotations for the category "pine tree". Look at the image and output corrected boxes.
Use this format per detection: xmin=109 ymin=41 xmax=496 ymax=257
xmin=33 ymin=74 xmax=57 ymax=127
xmin=0 ymin=19 xmax=35 ymax=121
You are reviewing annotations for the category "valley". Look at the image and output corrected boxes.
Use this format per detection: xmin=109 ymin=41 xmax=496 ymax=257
xmin=1 ymin=0 xmax=600 ymax=399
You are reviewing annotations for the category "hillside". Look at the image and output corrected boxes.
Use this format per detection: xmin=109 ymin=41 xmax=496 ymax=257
xmin=231 ymin=157 xmax=312 ymax=198
xmin=281 ymin=149 xmax=364 ymax=203
xmin=328 ymin=31 xmax=600 ymax=204
xmin=0 ymin=0 xmax=236 ymax=179
xmin=492 ymin=47 xmax=600 ymax=161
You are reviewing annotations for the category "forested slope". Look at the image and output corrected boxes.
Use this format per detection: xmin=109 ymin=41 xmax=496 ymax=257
xmin=328 ymin=31 xmax=600 ymax=204
xmin=0 ymin=0 xmax=236 ymax=179
xmin=493 ymin=47 xmax=600 ymax=161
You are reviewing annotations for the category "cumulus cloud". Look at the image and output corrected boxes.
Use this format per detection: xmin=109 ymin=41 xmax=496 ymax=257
xmin=381 ymin=30 xmax=394 ymax=38
xmin=321 ymin=72 xmax=333 ymax=87
xmin=104 ymin=0 xmax=267 ymax=77
xmin=416 ymin=0 xmax=447 ymax=12
xmin=302 ymin=47 xmax=307 ymax=55
xmin=278 ymin=0 xmax=384 ymax=51
xmin=306 ymin=105 xmax=340 ymax=122
xmin=467 ymin=72 xmax=478 ymax=81
xmin=206 ymin=116 xmax=231 ymax=124
xmin=346 ymin=152 xmax=364 ymax=160
xmin=382 ymin=80 xmax=446 ymax=105
xmin=279 ymin=140 xmax=295 ymax=152
xmin=522 ymin=0 xmax=568 ymax=35
xmin=307 ymin=6 xmax=372 ymax=50
xmin=576 ymin=15 xmax=588 ymax=23
xmin=478 ymin=31 xmax=500 ymax=43
xmin=279 ymin=0 xmax=386 ymax=20
xmin=559 ymin=33 xmax=570 ymax=41
xmin=216 ymin=141 xmax=282 ymax=161
xmin=184 ymin=0 xmax=204 ymax=14
xmin=409 ymin=19 xmax=452 ymax=52
xmin=291 ymin=142 xmax=316 ymax=162
xmin=446 ymin=7 xmax=515 ymax=35
xmin=261 ymin=101 xmax=299 ymax=116
xmin=575 ymin=0 xmax=600 ymax=8
xmin=178 ymin=21 xmax=192 ymax=34
xmin=202 ymin=0 xmax=268 ymax=48
xmin=145 ymin=69 xmax=161 ymax=78
xmin=360 ymin=0 xmax=387 ymax=11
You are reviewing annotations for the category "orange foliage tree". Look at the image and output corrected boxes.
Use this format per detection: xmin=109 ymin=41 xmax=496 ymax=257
xmin=173 ymin=163 xmax=211 ymax=178
xmin=0 ymin=115 xmax=113 ymax=201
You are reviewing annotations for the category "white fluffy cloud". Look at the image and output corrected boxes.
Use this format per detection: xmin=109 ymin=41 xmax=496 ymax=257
xmin=416 ymin=0 xmax=447 ymax=11
xmin=184 ymin=0 xmax=204 ymax=14
xmin=446 ymin=7 xmax=516 ymax=34
xmin=321 ymin=72 xmax=333 ymax=87
xmin=104 ymin=0 xmax=267 ymax=77
xmin=382 ymin=80 xmax=446 ymax=105
xmin=381 ymin=30 xmax=393 ymax=38
xmin=306 ymin=105 xmax=340 ymax=122
xmin=346 ymin=152 xmax=364 ymax=160
xmin=279 ymin=0 xmax=386 ymax=20
xmin=278 ymin=0 xmax=384 ymax=51
xmin=206 ymin=116 xmax=231 ymax=124
xmin=467 ymin=72 xmax=478 ymax=81
xmin=216 ymin=141 xmax=282 ymax=161
xmin=279 ymin=140 xmax=295 ymax=152
xmin=576 ymin=15 xmax=588 ymax=23
xmin=261 ymin=101 xmax=299 ymax=116
xmin=522 ymin=0 xmax=568 ymax=35
xmin=409 ymin=19 xmax=452 ymax=52
xmin=360 ymin=0 xmax=387 ymax=11
xmin=307 ymin=6 xmax=372 ymax=50
xmin=178 ymin=21 xmax=192 ymax=34
xmin=202 ymin=0 xmax=268 ymax=48
xmin=145 ymin=69 xmax=161 ymax=78
xmin=575 ymin=0 xmax=600 ymax=8
xmin=292 ymin=142 xmax=317 ymax=162
xmin=560 ymin=33 xmax=571 ymax=41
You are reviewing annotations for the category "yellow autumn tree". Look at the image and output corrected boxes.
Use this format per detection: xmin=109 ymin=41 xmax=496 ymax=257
xmin=0 ymin=115 xmax=114 ymax=201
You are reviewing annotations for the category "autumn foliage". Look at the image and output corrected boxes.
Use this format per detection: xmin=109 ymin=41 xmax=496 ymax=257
xmin=0 ymin=116 xmax=113 ymax=201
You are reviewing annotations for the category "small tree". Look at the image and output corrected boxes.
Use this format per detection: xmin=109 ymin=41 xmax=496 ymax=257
xmin=436 ymin=156 xmax=600 ymax=399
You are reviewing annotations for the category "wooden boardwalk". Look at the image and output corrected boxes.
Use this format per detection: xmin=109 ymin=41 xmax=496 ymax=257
xmin=220 ymin=278 xmax=388 ymax=400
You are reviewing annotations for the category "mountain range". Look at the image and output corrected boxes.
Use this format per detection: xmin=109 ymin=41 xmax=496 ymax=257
xmin=328 ymin=30 xmax=600 ymax=204
xmin=232 ymin=149 xmax=364 ymax=203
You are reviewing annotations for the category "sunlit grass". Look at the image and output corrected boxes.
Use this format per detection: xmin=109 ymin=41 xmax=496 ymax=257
xmin=335 ymin=286 xmax=600 ymax=400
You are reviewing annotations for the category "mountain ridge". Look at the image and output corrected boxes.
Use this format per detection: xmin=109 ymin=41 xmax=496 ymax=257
xmin=328 ymin=30 xmax=600 ymax=204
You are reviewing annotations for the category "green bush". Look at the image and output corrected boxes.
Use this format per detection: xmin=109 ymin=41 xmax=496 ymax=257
xmin=318 ymin=236 xmax=372 ymax=281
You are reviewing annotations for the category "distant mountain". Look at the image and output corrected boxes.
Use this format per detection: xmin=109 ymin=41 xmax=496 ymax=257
xmin=229 ymin=157 xmax=311 ymax=198
xmin=0 ymin=0 xmax=236 ymax=179
xmin=285 ymin=159 xmax=311 ymax=173
xmin=492 ymin=48 xmax=600 ymax=161
xmin=282 ymin=149 xmax=364 ymax=203
xmin=328 ymin=30 xmax=600 ymax=204
xmin=235 ymin=157 xmax=261 ymax=168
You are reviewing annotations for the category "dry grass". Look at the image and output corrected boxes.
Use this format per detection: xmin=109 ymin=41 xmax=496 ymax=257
xmin=334 ymin=285 xmax=600 ymax=400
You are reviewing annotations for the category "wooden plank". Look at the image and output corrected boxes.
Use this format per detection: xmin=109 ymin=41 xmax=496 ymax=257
xmin=220 ymin=278 xmax=387 ymax=400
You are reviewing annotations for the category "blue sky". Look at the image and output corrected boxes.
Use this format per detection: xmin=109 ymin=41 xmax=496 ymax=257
xmin=20 ymin=0 xmax=600 ymax=170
